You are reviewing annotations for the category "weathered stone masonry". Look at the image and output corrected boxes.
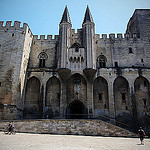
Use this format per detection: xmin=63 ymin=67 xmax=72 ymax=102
xmin=0 ymin=7 xmax=150 ymax=131
xmin=0 ymin=119 xmax=136 ymax=137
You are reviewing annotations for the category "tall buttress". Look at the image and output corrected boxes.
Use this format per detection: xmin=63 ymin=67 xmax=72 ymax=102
xmin=59 ymin=6 xmax=72 ymax=68
xmin=82 ymin=6 xmax=96 ymax=69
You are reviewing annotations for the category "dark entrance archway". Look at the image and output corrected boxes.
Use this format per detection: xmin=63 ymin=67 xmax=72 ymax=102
xmin=66 ymin=100 xmax=87 ymax=119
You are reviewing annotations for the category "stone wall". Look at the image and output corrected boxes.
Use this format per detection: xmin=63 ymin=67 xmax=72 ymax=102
xmin=30 ymin=37 xmax=57 ymax=68
xmin=0 ymin=21 xmax=33 ymax=120
xmin=96 ymin=36 xmax=150 ymax=68
xmin=0 ymin=9 xmax=150 ymax=128
xmin=126 ymin=9 xmax=150 ymax=39
xmin=0 ymin=119 xmax=137 ymax=137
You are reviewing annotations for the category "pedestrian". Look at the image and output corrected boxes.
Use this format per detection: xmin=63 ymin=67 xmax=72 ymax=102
xmin=8 ymin=122 xmax=12 ymax=135
xmin=138 ymin=127 xmax=146 ymax=145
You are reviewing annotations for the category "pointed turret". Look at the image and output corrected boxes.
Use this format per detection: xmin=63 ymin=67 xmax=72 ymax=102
xmin=59 ymin=6 xmax=72 ymax=68
xmin=60 ymin=6 xmax=71 ymax=24
xmin=82 ymin=6 xmax=96 ymax=69
xmin=82 ymin=5 xmax=94 ymax=25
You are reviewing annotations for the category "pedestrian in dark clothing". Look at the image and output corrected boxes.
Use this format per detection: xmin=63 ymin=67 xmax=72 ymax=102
xmin=138 ymin=127 xmax=146 ymax=145
xmin=8 ymin=122 xmax=12 ymax=135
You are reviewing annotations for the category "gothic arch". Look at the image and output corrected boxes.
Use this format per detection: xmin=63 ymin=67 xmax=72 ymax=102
xmin=93 ymin=76 xmax=109 ymax=117
xmin=66 ymin=100 xmax=87 ymax=119
xmin=66 ymin=73 xmax=87 ymax=106
xmin=134 ymin=76 xmax=150 ymax=118
xmin=96 ymin=55 xmax=107 ymax=68
xmin=45 ymin=76 xmax=60 ymax=118
xmin=113 ymin=76 xmax=130 ymax=117
xmin=38 ymin=52 xmax=48 ymax=59
xmin=24 ymin=76 xmax=41 ymax=119
xmin=38 ymin=52 xmax=48 ymax=68
xmin=71 ymin=43 xmax=81 ymax=52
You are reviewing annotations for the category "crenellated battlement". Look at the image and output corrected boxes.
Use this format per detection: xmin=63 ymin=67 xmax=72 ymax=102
xmin=0 ymin=21 xmax=32 ymax=35
xmin=95 ymin=33 xmax=139 ymax=41
xmin=0 ymin=21 xmax=139 ymax=42
xmin=71 ymin=29 xmax=82 ymax=35
xmin=33 ymin=35 xmax=59 ymax=41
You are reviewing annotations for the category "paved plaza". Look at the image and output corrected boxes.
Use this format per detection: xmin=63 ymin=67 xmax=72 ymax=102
xmin=0 ymin=132 xmax=150 ymax=150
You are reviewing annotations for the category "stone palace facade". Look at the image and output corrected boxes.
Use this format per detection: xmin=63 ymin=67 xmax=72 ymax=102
xmin=0 ymin=6 xmax=150 ymax=127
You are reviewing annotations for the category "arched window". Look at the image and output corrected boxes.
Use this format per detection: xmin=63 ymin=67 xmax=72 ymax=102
xmin=71 ymin=43 xmax=81 ymax=52
xmin=38 ymin=52 xmax=48 ymax=68
xmin=97 ymin=55 xmax=107 ymax=68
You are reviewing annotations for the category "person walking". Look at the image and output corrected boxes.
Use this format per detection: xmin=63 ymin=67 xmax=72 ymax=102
xmin=8 ymin=122 xmax=12 ymax=135
xmin=138 ymin=127 xmax=146 ymax=145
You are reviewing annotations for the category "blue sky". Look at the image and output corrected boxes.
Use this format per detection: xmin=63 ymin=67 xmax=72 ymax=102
xmin=0 ymin=0 xmax=150 ymax=36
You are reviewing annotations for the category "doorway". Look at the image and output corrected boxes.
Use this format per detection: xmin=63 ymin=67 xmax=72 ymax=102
xmin=66 ymin=100 xmax=87 ymax=119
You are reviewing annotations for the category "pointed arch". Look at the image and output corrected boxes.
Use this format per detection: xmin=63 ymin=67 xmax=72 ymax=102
xmin=134 ymin=76 xmax=150 ymax=118
xmin=24 ymin=76 xmax=41 ymax=119
xmin=93 ymin=76 xmax=109 ymax=117
xmin=71 ymin=43 xmax=81 ymax=48
xmin=113 ymin=76 xmax=130 ymax=116
xmin=38 ymin=52 xmax=48 ymax=68
xmin=67 ymin=100 xmax=87 ymax=119
xmin=45 ymin=76 xmax=60 ymax=118
xmin=96 ymin=55 xmax=107 ymax=68
xmin=66 ymin=73 xmax=87 ymax=106
xmin=71 ymin=43 xmax=81 ymax=52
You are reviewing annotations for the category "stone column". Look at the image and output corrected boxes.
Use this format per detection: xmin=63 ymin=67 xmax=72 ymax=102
xmin=108 ymin=81 xmax=115 ymax=124
xmin=87 ymin=80 xmax=94 ymax=118
xmin=129 ymin=82 xmax=138 ymax=131
xmin=39 ymin=84 xmax=44 ymax=118
xmin=42 ymin=83 xmax=46 ymax=118
xmin=83 ymin=68 xmax=96 ymax=118
xmin=129 ymin=82 xmax=137 ymax=118
xmin=60 ymin=81 xmax=67 ymax=118
xmin=57 ymin=68 xmax=71 ymax=118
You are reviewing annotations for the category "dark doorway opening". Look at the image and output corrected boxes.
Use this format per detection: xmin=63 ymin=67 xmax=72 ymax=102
xmin=66 ymin=100 xmax=87 ymax=119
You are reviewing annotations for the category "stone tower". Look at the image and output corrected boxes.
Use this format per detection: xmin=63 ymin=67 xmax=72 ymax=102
xmin=0 ymin=21 xmax=33 ymax=119
xmin=82 ymin=6 xmax=96 ymax=69
xmin=59 ymin=6 xmax=72 ymax=68
xmin=126 ymin=9 xmax=150 ymax=39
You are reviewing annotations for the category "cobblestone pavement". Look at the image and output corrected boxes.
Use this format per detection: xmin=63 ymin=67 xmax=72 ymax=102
xmin=0 ymin=132 xmax=150 ymax=150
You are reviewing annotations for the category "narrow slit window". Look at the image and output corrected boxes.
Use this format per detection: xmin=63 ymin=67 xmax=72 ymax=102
xmin=129 ymin=47 xmax=133 ymax=53
xmin=39 ymin=59 xmax=42 ymax=68
xmin=141 ymin=59 xmax=144 ymax=63
xmin=143 ymin=99 xmax=147 ymax=106
xmin=115 ymin=62 xmax=118 ymax=67
xmin=43 ymin=59 xmax=45 ymax=67
xmin=57 ymin=93 xmax=60 ymax=99
xmin=121 ymin=93 xmax=126 ymax=102
xmin=98 ymin=93 xmax=102 ymax=101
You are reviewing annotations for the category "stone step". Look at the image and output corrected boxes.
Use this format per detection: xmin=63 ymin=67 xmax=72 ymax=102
xmin=0 ymin=119 xmax=137 ymax=137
